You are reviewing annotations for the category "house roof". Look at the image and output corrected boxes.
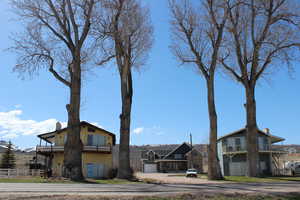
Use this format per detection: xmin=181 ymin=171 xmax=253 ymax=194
xmin=37 ymin=121 xmax=116 ymax=145
xmin=217 ymin=128 xmax=284 ymax=144
xmin=185 ymin=147 xmax=202 ymax=156
xmin=163 ymin=142 xmax=191 ymax=159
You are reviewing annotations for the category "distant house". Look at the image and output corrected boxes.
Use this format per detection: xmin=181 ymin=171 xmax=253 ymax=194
xmin=217 ymin=128 xmax=285 ymax=176
xmin=141 ymin=143 xmax=203 ymax=173
xmin=36 ymin=121 xmax=116 ymax=179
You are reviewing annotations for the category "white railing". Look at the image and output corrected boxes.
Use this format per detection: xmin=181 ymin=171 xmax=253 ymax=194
xmin=0 ymin=169 xmax=44 ymax=178
xmin=36 ymin=145 xmax=111 ymax=153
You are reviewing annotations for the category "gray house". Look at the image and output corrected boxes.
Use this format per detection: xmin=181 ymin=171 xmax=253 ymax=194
xmin=217 ymin=128 xmax=285 ymax=176
xmin=141 ymin=143 xmax=203 ymax=173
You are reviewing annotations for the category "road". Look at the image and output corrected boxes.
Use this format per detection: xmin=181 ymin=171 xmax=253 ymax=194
xmin=0 ymin=182 xmax=300 ymax=197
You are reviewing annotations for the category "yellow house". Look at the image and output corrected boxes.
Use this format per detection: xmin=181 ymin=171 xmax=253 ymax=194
xmin=36 ymin=121 xmax=116 ymax=179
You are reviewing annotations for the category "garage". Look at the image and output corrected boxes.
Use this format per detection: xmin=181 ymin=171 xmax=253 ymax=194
xmin=144 ymin=163 xmax=157 ymax=173
xmin=86 ymin=163 xmax=104 ymax=178
xmin=229 ymin=162 xmax=246 ymax=176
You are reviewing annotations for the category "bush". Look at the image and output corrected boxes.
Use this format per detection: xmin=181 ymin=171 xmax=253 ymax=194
xmin=108 ymin=168 xmax=118 ymax=179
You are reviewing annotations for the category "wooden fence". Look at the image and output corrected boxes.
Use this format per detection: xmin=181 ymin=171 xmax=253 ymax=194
xmin=0 ymin=169 xmax=44 ymax=178
xmin=273 ymin=168 xmax=292 ymax=176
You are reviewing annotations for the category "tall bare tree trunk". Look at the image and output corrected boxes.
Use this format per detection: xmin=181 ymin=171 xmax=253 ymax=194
xmin=117 ymin=68 xmax=133 ymax=179
xmin=207 ymin=78 xmax=223 ymax=180
xmin=245 ymin=84 xmax=259 ymax=177
xmin=64 ymin=59 xmax=84 ymax=181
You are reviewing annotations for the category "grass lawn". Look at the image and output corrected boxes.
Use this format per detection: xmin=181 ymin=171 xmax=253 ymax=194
xmin=0 ymin=177 xmax=138 ymax=184
xmin=167 ymin=173 xmax=300 ymax=183
xmin=224 ymin=176 xmax=300 ymax=183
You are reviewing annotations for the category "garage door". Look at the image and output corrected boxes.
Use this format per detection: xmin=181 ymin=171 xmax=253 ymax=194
xmin=229 ymin=162 xmax=246 ymax=176
xmin=144 ymin=164 xmax=157 ymax=173
xmin=86 ymin=163 xmax=104 ymax=178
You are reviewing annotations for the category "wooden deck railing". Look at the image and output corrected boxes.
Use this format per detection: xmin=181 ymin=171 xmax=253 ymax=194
xmin=36 ymin=145 xmax=111 ymax=153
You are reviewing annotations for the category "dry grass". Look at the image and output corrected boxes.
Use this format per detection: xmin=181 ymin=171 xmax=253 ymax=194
xmin=2 ymin=193 xmax=300 ymax=200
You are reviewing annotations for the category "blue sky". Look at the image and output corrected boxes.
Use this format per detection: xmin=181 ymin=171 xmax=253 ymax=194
xmin=0 ymin=1 xmax=299 ymax=149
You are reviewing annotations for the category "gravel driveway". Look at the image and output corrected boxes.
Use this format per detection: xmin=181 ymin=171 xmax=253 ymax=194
xmin=135 ymin=172 xmax=224 ymax=184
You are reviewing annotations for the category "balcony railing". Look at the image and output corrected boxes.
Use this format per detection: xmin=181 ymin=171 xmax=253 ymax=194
xmin=36 ymin=145 xmax=111 ymax=153
xmin=222 ymin=145 xmax=246 ymax=153
xmin=222 ymin=145 xmax=286 ymax=153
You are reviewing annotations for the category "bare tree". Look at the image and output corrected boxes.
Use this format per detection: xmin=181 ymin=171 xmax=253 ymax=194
xmin=10 ymin=0 xmax=103 ymax=181
xmin=169 ymin=0 xmax=227 ymax=180
xmin=95 ymin=0 xmax=153 ymax=179
xmin=220 ymin=0 xmax=300 ymax=177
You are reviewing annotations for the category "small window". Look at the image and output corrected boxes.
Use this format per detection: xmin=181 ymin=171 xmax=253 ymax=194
xmin=223 ymin=138 xmax=228 ymax=146
xmin=64 ymin=134 xmax=68 ymax=144
xmin=235 ymin=138 xmax=241 ymax=145
xmin=88 ymin=127 xmax=96 ymax=132
xmin=174 ymin=154 xmax=182 ymax=159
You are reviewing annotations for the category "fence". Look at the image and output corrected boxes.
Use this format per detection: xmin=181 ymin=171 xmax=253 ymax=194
xmin=272 ymin=168 xmax=292 ymax=176
xmin=0 ymin=169 xmax=44 ymax=178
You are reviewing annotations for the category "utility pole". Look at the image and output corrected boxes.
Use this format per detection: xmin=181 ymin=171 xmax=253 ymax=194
xmin=190 ymin=133 xmax=194 ymax=168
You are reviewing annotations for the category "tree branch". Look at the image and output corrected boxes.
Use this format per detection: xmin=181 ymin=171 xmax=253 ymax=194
xmin=96 ymin=55 xmax=115 ymax=66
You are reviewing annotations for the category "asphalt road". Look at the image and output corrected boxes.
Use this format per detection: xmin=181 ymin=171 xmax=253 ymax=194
xmin=0 ymin=182 xmax=300 ymax=197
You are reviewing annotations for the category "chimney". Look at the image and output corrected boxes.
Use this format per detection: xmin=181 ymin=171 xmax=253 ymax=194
xmin=263 ymin=128 xmax=270 ymax=134
xmin=56 ymin=121 xmax=62 ymax=131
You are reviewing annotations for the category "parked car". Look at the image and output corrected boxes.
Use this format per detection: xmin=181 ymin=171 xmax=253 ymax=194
xmin=186 ymin=168 xmax=197 ymax=178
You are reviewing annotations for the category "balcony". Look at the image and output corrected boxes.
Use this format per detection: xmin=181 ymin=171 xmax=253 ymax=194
xmin=222 ymin=145 xmax=286 ymax=154
xmin=222 ymin=145 xmax=246 ymax=154
xmin=36 ymin=145 xmax=112 ymax=154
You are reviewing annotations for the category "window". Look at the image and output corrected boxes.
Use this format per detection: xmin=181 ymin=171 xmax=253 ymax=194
xmin=87 ymin=134 xmax=106 ymax=146
xmin=64 ymin=134 xmax=68 ymax=145
xmin=235 ymin=138 xmax=241 ymax=151
xmin=223 ymin=139 xmax=228 ymax=146
xmin=174 ymin=154 xmax=182 ymax=159
xmin=264 ymin=137 xmax=269 ymax=150
xmin=88 ymin=127 xmax=96 ymax=132
xmin=87 ymin=134 xmax=93 ymax=146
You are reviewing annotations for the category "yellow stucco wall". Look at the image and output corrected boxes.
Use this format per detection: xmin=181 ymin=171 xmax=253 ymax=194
xmin=54 ymin=125 xmax=113 ymax=146
xmin=51 ymin=125 xmax=114 ymax=178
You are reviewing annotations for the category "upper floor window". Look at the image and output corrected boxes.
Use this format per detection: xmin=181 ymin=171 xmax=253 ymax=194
xmin=87 ymin=134 xmax=106 ymax=146
xmin=174 ymin=154 xmax=182 ymax=159
xmin=235 ymin=138 xmax=241 ymax=150
xmin=223 ymin=138 xmax=227 ymax=146
xmin=64 ymin=134 xmax=67 ymax=145
xmin=88 ymin=127 xmax=96 ymax=132
xmin=235 ymin=138 xmax=241 ymax=145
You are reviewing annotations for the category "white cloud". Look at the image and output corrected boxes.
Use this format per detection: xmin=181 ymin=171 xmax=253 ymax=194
xmin=2 ymin=133 xmax=18 ymax=139
xmin=0 ymin=109 xmax=103 ymax=140
xmin=133 ymin=127 xmax=144 ymax=135
xmin=0 ymin=109 xmax=65 ymax=139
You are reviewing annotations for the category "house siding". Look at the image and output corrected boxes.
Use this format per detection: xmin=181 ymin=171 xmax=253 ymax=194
xmin=218 ymin=128 xmax=284 ymax=176
xmin=43 ymin=124 xmax=114 ymax=179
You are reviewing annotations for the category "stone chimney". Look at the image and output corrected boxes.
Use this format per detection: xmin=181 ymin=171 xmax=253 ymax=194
xmin=263 ymin=128 xmax=270 ymax=134
xmin=56 ymin=121 xmax=62 ymax=131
